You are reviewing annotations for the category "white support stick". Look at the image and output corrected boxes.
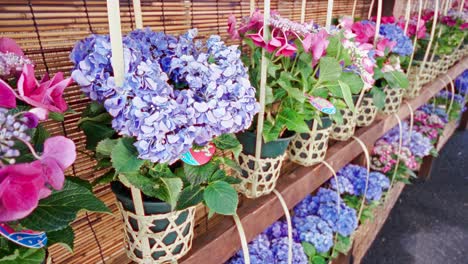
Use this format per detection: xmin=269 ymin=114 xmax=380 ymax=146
xmin=107 ymin=0 xmax=125 ymax=87
xmin=326 ymin=0 xmax=334 ymax=30
xmin=133 ymin=0 xmax=143 ymax=29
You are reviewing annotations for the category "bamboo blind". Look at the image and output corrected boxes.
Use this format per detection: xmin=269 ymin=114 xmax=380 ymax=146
xmin=0 ymin=0 xmax=371 ymax=263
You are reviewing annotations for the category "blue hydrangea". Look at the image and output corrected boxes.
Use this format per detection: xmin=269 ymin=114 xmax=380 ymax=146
xmin=293 ymin=194 xmax=319 ymax=218
xmin=382 ymin=122 xmax=433 ymax=158
xmin=455 ymin=70 xmax=468 ymax=95
xmin=293 ymin=215 xmax=334 ymax=253
xmin=227 ymin=234 xmax=274 ymax=264
xmin=379 ymin=24 xmax=414 ymax=56
xmin=418 ymin=104 xmax=449 ymax=123
xmin=332 ymin=164 xmax=390 ymax=202
xmin=270 ymin=237 xmax=308 ymax=264
xmin=263 ymin=220 xmax=300 ymax=243
xmin=436 ymin=90 xmax=466 ymax=106
xmin=316 ymin=202 xmax=358 ymax=237
xmin=71 ymin=28 xmax=259 ymax=164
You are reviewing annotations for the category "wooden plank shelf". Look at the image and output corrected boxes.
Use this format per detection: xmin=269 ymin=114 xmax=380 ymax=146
xmin=178 ymin=58 xmax=468 ymax=264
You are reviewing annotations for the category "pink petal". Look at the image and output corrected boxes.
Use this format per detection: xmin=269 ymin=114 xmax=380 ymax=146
xmin=302 ymin=33 xmax=313 ymax=51
xmin=23 ymin=112 xmax=39 ymax=128
xmin=0 ymin=37 xmax=24 ymax=56
xmin=29 ymin=107 xmax=49 ymax=120
xmin=42 ymin=136 xmax=76 ymax=169
xmin=17 ymin=64 xmax=39 ymax=98
xmin=0 ymin=182 xmax=39 ymax=222
xmin=0 ymin=79 xmax=17 ymax=108
xmin=37 ymin=158 xmax=65 ymax=190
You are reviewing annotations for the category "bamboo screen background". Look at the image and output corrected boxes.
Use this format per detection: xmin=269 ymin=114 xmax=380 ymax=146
xmin=0 ymin=0 xmax=372 ymax=263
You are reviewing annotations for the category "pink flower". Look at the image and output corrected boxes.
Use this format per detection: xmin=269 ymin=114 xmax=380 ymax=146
xmin=352 ymin=21 xmax=376 ymax=44
xmin=375 ymin=38 xmax=396 ymax=56
xmin=238 ymin=10 xmax=264 ymax=35
xmin=17 ymin=64 xmax=71 ymax=113
xmin=441 ymin=16 xmax=456 ymax=26
xmin=275 ymin=42 xmax=297 ymax=57
xmin=227 ymin=15 xmax=240 ymax=40
xmin=0 ymin=79 xmax=17 ymax=108
xmin=246 ymin=28 xmax=266 ymax=47
xmin=0 ymin=37 xmax=25 ymax=57
xmin=0 ymin=136 xmax=76 ymax=222
xmin=340 ymin=16 xmax=354 ymax=30
xmin=361 ymin=57 xmax=375 ymax=73
xmin=303 ymin=29 xmax=329 ymax=64
xmin=422 ymin=10 xmax=434 ymax=21
xmin=266 ymin=35 xmax=285 ymax=53
xmin=461 ymin=23 xmax=468 ymax=30
xmin=372 ymin=16 xmax=395 ymax=24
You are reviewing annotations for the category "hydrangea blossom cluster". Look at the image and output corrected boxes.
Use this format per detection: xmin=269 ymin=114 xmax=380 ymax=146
xmin=413 ymin=106 xmax=448 ymax=141
xmin=371 ymin=139 xmax=418 ymax=173
xmin=269 ymin=14 xmax=318 ymax=35
xmin=227 ymin=222 xmax=308 ymax=264
xmin=0 ymin=108 xmax=31 ymax=160
xmin=0 ymin=38 xmax=32 ymax=78
xmin=379 ymin=24 xmax=414 ymax=56
xmin=381 ymin=122 xmax=433 ymax=158
xmin=418 ymin=104 xmax=449 ymax=123
xmin=330 ymin=164 xmax=390 ymax=202
xmin=71 ymin=28 xmax=259 ymax=163
xmin=436 ymin=90 xmax=466 ymax=106
xmin=455 ymin=70 xmax=468 ymax=95
xmin=293 ymin=215 xmax=334 ymax=253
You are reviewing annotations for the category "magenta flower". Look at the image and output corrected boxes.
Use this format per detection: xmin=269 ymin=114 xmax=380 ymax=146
xmin=303 ymin=29 xmax=329 ymax=64
xmin=352 ymin=21 xmax=376 ymax=44
xmin=0 ymin=79 xmax=17 ymax=108
xmin=17 ymin=64 xmax=71 ymax=114
xmin=266 ymin=35 xmax=285 ymax=53
xmin=372 ymin=16 xmax=396 ymax=24
xmin=441 ymin=16 xmax=456 ymax=26
xmin=0 ymin=37 xmax=25 ymax=57
xmin=238 ymin=10 xmax=264 ymax=35
xmin=422 ymin=10 xmax=435 ymax=21
xmin=275 ymin=41 xmax=297 ymax=57
xmin=461 ymin=23 xmax=468 ymax=30
xmin=247 ymin=28 xmax=266 ymax=47
xmin=0 ymin=136 xmax=76 ymax=222
xmin=375 ymin=38 xmax=396 ymax=57
xmin=227 ymin=15 xmax=241 ymax=40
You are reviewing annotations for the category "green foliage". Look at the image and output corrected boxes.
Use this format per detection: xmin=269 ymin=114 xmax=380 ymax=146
xmin=0 ymin=245 xmax=45 ymax=264
xmin=331 ymin=234 xmax=352 ymax=258
xmin=203 ymin=181 xmax=238 ymax=215
xmin=212 ymin=134 xmax=242 ymax=159
xmin=370 ymin=86 xmax=386 ymax=110
xmin=49 ymin=112 xmax=64 ymax=122
xmin=46 ymin=226 xmax=74 ymax=252
xmin=78 ymin=102 xmax=116 ymax=151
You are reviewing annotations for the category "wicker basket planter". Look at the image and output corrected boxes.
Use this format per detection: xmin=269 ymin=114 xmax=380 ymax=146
xmin=111 ymin=182 xmax=195 ymax=264
xmin=355 ymin=96 xmax=377 ymax=127
xmin=405 ymin=66 xmax=425 ymax=99
xmin=287 ymin=117 xmax=332 ymax=166
xmin=379 ymin=86 xmax=404 ymax=115
xmin=330 ymin=108 xmax=356 ymax=141
xmin=436 ymin=55 xmax=451 ymax=75
xmin=235 ymin=131 xmax=294 ymax=198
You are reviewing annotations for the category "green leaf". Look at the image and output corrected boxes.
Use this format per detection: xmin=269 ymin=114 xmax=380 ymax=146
xmin=156 ymin=177 xmax=183 ymax=210
xmin=111 ymin=137 xmax=145 ymax=176
xmin=301 ymin=242 xmax=316 ymax=257
xmin=326 ymin=34 xmax=341 ymax=58
xmin=265 ymin=85 xmax=275 ymax=105
xmin=216 ymin=157 xmax=242 ymax=174
xmin=92 ymin=169 xmax=116 ymax=186
xmin=311 ymin=255 xmax=327 ymax=264
xmin=338 ymin=80 xmax=356 ymax=112
xmin=183 ymin=161 xmax=218 ymax=185
xmin=318 ymin=57 xmax=342 ymax=82
xmin=49 ymin=112 xmax=64 ymax=122
xmin=0 ymin=248 xmax=45 ymax=264
xmin=371 ymin=86 xmax=386 ymax=110
xmin=95 ymin=158 xmax=112 ymax=170
xmin=47 ymin=226 xmax=74 ymax=252
xmin=334 ymin=234 xmax=352 ymax=254
xmin=79 ymin=121 xmax=115 ymax=151
xmin=81 ymin=101 xmax=106 ymax=118
xmin=20 ymin=178 xmax=110 ymax=232
xmin=277 ymin=108 xmax=309 ymax=134
xmin=383 ymin=71 xmax=409 ymax=89
xmin=263 ymin=119 xmax=283 ymax=143
xmin=32 ymin=124 xmax=50 ymax=152
xmin=96 ymin=138 xmax=118 ymax=157
xmin=77 ymin=112 xmax=112 ymax=126
xmin=203 ymin=181 xmax=238 ymax=215
xmin=340 ymin=72 xmax=364 ymax=94
xmin=176 ymin=185 xmax=204 ymax=210
xmin=212 ymin=134 xmax=242 ymax=159
xmin=66 ymin=176 xmax=93 ymax=192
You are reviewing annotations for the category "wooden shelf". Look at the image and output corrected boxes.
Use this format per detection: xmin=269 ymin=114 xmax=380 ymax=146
xmin=436 ymin=120 xmax=459 ymax=150
xmin=179 ymin=58 xmax=468 ymax=264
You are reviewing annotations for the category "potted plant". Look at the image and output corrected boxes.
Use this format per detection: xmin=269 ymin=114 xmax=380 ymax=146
xmin=229 ymin=12 xmax=359 ymax=174
xmin=70 ymin=28 xmax=258 ymax=262
xmin=0 ymin=38 xmax=109 ymax=263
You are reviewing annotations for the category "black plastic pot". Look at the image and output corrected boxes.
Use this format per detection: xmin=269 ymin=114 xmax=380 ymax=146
xmin=237 ymin=130 xmax=295 ymax=158
xmin=111 ymin=181 xmax=191 ymax=261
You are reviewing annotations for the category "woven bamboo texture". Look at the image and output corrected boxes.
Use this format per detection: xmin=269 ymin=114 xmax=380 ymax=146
xmin=0 ymin=0 xmax=372 ymax=262
xmin=116 ymin=202 xmax=195 ymax=263
xmin=330 ymin=108 xmax=356 ymax=141
xmin=287 ymin=122 xmax=332 ymax=166
xmin=355 ymin=97 xmax=377 ymax=127
xmin=236 ymin=152 xmax=286 ymax=198
xmin=380 ymin=86 xmax=404 ymax=115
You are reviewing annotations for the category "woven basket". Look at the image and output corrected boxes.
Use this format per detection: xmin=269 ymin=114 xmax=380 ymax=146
xmin=405 ymin=66 xmax=424 ymax=99
xmin=412 ymin=60 xmax=437 ymax=86
xmin=330 ymin=109 xmax=356 ymax=141
xmin=356 ymin=96 xmax=377 ymax=127
xmin=435 ymin=55 xmax=451 ymax=75
xmin=380 ymin=86 xmax=404 ymax=115
xmin=287 ymin=119 xmax=332 ymax=166
xmin=235 ymin=152 xmax=286 ymax=198
xmin=116 ymin=202 xmax=195 ymax=264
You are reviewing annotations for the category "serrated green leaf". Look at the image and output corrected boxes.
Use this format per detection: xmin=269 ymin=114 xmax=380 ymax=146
xmin=176 ymin=185 xmax=204 ymax=210
xmin=371 ymin=86 xmax=386 ymax=110
xmin=216 ymin=157 xmax=242 ymax=174
xmin=0 ymin=248 xmax=45 ymax=264
xmin=32 ymin=124 xmax=50 ymax=152
xmin=79 ymin=121 xmax=116 ymax=151
xmin=340 ymin=72 xmax=364 ymax=94
xmin=263 ymin=119 xmax=283 ymax=143
xmin=96 ymin=138 xmax=118 ymax=157
xmin=318 ymin=57 xmax=342 ymax=82
xmin=92 ymin=169 xmax=116 ymax=186
xmin=156 ymin=177 xmax=183 ymax=210
xmin=383 ymin=71 xmax=409 ymax=89
xmin=47 ymin=226 xmax=74 ymax=252
xmin=49 ymin=112 xmax=64 ymax=122
xmin=183 ymin=161 xmax=218 ymax=185
xmin=20 ymin=178 xmax=110 ymax=232
xmin=277 ymin=108 xmax=309 ymax=134
xmin=111 ymin=138 xmax=144 ymax=175
xmin=204 ymin=181 xmax=238 ymax=215
xmin=212 ymin=134 xmax=242 ymax=159
xmin=338 ymin=80 xmax=356 ymax=112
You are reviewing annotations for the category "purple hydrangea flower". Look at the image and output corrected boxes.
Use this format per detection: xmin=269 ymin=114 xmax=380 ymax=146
xmin=293 ymin=215 xmax=334 ymax=253
xmin=382 ymin=122 xmax=434 ymax=158
xmin=227 ymin=234 xmax=274 ymax=264
xmin=270 ymin=237 xmax=308 ymax=264
xmin=0 ymin=108 xmax=31 ymax=160
xmin=379 ymin=24 xmax=414 ymax=56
